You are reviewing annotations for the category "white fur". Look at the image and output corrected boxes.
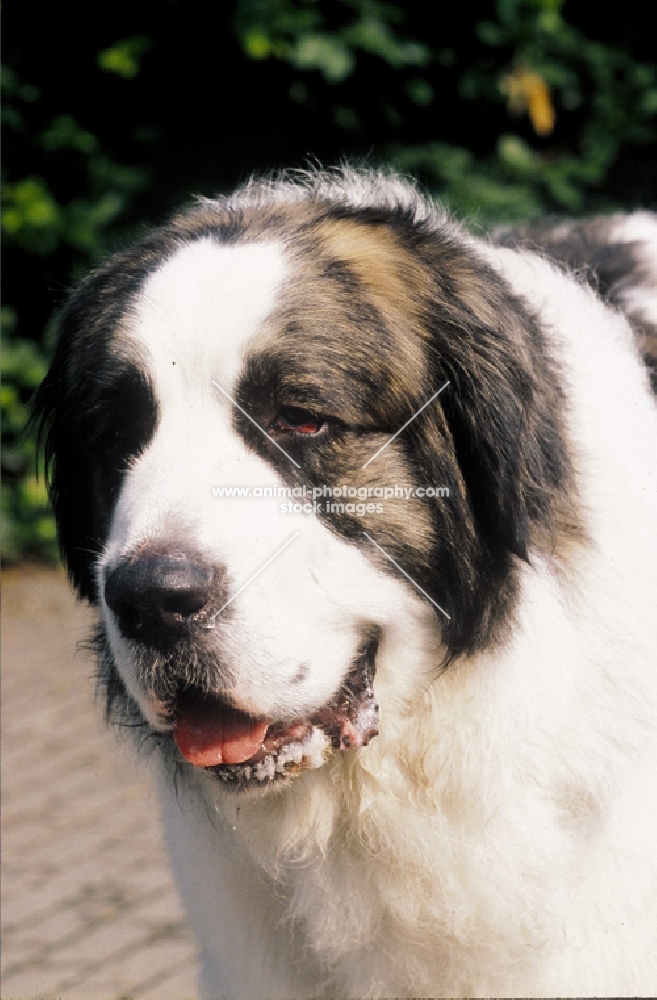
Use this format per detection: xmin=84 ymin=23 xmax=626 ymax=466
xmin=101 ymin=231 xmax=657 ymax=998
xmin=611 ymin=211 xmax=657 ymax=327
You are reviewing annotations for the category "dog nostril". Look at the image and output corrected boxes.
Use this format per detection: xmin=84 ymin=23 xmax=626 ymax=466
xmin=112 ymin=601 xmax=149 ymax=635
xmin=104 ymin=552 xmax=216 ymax=644
xmin=160 ymin=589 xmax=209 ymax=618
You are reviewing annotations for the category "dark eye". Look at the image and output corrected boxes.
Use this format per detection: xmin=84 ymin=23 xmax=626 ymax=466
xmin=272 ymin=406 xmax=325 ymax=436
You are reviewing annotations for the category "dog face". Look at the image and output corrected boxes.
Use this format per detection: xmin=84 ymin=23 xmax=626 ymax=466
xmin=97 ymin=237 xmax=422 ymax=763
xmin=33 ymin=170 xmax=571 ymax=791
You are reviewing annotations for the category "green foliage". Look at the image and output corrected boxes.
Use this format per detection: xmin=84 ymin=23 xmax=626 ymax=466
xmin=233 ymin=0 xmax=657 ymax=221
xmin=2 ymin=64 xmax=147 ymax=562
xmin=235 ymin=0 xmax=429 ymax=83
xmin=1 ymin=308 xmax=56 ymax=562
xmin=3 ymin=0 xmax=656 ymax=562
xmin=2 ymin=69 xmax=147 ymax=264
xmin=98 ymin=36 xmax=151 ymax=79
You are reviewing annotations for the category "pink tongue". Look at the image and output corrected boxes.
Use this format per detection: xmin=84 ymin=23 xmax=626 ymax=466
xmin=174 ymin=692 xmax=270 ymax=767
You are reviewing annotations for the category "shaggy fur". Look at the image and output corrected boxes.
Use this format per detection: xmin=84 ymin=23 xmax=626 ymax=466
xmin=33 ymin=169 xmax=657 ymax=998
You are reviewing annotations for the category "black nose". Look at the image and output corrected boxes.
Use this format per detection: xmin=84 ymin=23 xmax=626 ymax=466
xmin=104 ymin=550 xmax=216 ymax=644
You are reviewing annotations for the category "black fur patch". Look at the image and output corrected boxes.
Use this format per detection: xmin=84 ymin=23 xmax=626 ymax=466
xmin=495 ymin=216 xmax=657 ymax=391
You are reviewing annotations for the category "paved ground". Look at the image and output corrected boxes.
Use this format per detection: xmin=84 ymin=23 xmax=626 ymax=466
xmin=1 ymin=565 xmax=199 ymax=1000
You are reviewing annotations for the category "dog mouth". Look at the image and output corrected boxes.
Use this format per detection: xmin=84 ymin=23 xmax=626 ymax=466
xmin=171 ymin=629 xmax=380 ymax=789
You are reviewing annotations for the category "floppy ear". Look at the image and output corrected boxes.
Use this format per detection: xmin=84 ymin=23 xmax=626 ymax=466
xmin=31 ymin=294 xmax=108 ymax=603
xmin=31 ymin=226 xmax=177 ymax=602
xmin=412 ymin=252 xmax=573 ymax=654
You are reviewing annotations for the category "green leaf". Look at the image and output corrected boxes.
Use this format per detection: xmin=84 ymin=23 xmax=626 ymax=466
xmin=98 ymin=36 xmax=151 ymax=79
xmin=40 ymin=114 xmax=99 ymax=155
xmin=1 ymin=178 xmax=63 ymax=254
xmin=291 ymin=33 xmax=355 ymax=82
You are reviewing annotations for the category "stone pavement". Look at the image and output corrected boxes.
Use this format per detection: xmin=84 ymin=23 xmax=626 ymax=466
xmin=1 ymin=566 xmax=199 ymax=1000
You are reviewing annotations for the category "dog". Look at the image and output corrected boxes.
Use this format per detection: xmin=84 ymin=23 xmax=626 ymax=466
xmin=33 ymin=168 xmax=657 ymax=998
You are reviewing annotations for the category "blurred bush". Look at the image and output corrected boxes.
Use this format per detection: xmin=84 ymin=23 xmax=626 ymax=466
xmin=1 ymin=306 xmax=55 ymax=561
xmin=3 ymin=0 xmax=656 ymax=561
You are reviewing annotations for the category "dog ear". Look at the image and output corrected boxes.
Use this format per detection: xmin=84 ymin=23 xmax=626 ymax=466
xmin=31 ymin=294 xmax=108 ymax=602
xmin=412 ymin=252 xmax=572 ymax=654
xmin=31 ymin=228 xmax=173 ymax=602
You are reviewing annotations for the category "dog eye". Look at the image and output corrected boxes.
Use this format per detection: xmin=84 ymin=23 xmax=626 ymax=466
xmin=272 ymin=407 xmax=325 ymax=436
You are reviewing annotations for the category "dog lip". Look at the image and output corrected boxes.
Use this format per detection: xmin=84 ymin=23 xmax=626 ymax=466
xmin=172 ymin=626 xmax=381 ymax=779
xmin=308 ymin=638 xmax=380 ymax=752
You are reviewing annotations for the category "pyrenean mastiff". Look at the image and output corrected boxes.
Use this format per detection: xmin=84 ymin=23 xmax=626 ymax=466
xmin=34 ymin=168 xmax=657 ymax=998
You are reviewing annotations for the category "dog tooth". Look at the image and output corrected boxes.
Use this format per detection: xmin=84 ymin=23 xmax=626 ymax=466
xmin=260 ymin=755 xmax=276 ymax=780
xmin=256 ymin=755 xmax=273 ymax=780
xmin=302 ymin=727 xmax=330 ymax=770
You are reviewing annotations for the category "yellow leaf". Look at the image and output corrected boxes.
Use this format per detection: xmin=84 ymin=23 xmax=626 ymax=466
xmin=500 ymin=66 xmax=555 ymax=137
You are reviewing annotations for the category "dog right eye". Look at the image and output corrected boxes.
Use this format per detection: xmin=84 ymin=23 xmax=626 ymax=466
xmin=272 ymin=407 xmax=326 ymax=436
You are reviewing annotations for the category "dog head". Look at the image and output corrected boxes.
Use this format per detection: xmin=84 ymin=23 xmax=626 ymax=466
xmin=33 ymin=169 xmax=571 ymax=790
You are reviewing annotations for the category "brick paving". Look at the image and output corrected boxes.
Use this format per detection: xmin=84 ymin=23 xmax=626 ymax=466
xmin=1 ymin=566 xmax=199 ymax=1000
